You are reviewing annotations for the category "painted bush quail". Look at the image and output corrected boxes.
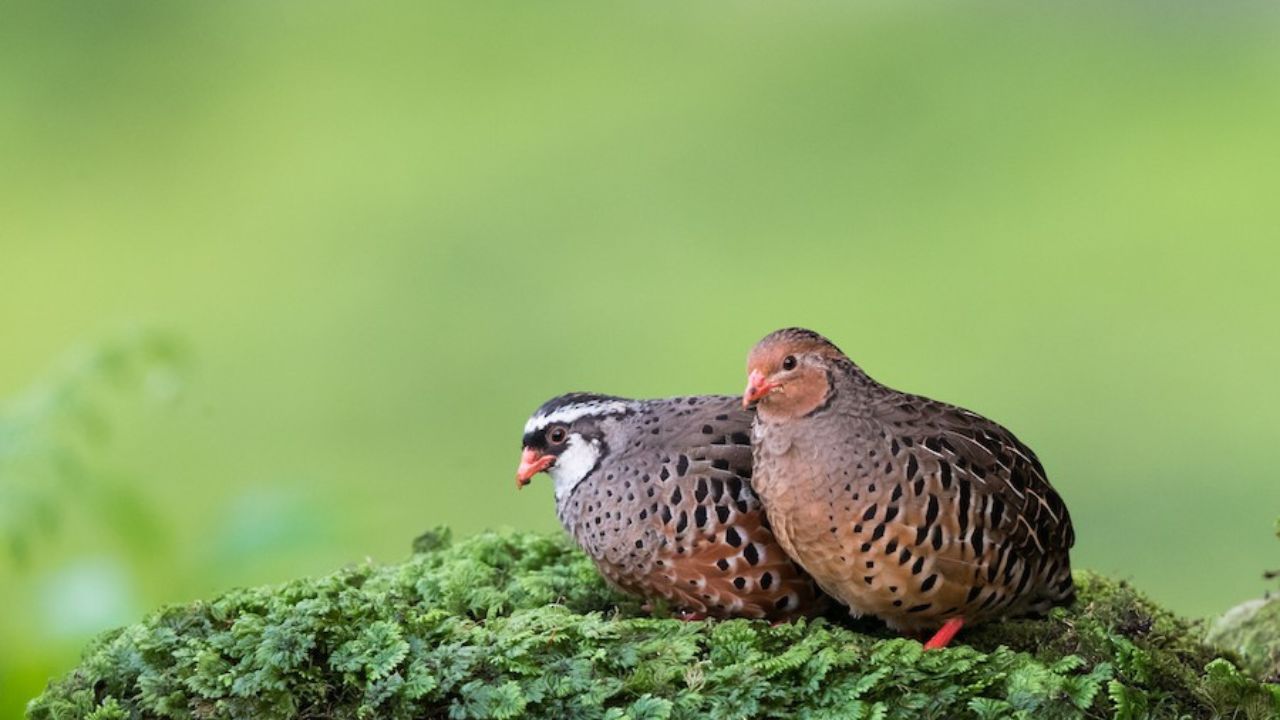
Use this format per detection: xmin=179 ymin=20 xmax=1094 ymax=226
xmin=517 ymin=392 xmax=825 ymax=620
xmin=742 ymin=328 xmax=1075 ymax=648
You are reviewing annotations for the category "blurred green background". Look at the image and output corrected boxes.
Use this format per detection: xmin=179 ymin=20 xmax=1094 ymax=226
xmin=3 ymin=1 xmax=1279 ymax=715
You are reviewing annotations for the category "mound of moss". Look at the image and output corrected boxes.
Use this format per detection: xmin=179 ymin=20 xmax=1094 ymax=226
xmin=1207 ymin=519 xmax=1280 ymax=684
xmin=27 ymin=529 xmax=1280 ymax=720
xmin=1207 ymin=597 xmax=1280 ymax=684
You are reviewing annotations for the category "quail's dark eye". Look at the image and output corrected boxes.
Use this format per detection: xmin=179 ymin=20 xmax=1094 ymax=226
xmin=548 ymin=426 xmax=567 ymax=444
xmin=781 ymin=355 xmax=797 ymax=371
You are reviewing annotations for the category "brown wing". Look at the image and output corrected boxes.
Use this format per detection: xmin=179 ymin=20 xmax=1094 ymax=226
xmin=869 ymin=393 xmax=1075 ymax=624
xmin=574 ymin=396 xmax=824 ymax=620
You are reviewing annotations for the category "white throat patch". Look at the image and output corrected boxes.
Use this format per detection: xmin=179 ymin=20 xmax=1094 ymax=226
xmin=547 ymin=433 xmax=602 ymax=502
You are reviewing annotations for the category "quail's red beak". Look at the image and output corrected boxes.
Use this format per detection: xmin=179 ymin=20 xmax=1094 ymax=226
xmin=743 ymin=369 xmax=777 ymax=409
xmin=516 ymin=448 xmax=555 ymax=489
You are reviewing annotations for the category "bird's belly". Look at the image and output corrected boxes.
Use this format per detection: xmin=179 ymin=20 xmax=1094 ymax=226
xmin=756 ymin=456 xmax=964 ymax=632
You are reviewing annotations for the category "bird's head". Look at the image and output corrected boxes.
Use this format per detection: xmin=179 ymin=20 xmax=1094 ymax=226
xmin=516 ymin=393 xmax=637 ymax=499
xmin=743 ymin=327 xmax=845 ymax=419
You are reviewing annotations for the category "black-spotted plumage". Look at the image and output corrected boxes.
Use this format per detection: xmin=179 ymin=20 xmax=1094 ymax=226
xmin=745 ymin=328 xmax=1075 ymax=636
xmin=519 ymin=393 xmax=824 ymax=620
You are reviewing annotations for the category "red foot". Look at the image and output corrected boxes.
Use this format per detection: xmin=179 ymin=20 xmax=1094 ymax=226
xmin=923 ymin=617 xmax=965 ymax=650
xmin=675 ymin=610 xmax=707 ymax=622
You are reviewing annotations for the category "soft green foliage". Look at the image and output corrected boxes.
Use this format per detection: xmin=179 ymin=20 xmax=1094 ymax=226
xmin=0 ymin=330 xmax=186 ymax=566
xmin=29 ymin=530 xmax=1280 ymax=720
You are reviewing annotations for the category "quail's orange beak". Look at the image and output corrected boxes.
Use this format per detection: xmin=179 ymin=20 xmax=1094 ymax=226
xmin=516 ymin=448 xmax=555 ymax=489
xmin=743 ymin=369 xmax=777 ymax=409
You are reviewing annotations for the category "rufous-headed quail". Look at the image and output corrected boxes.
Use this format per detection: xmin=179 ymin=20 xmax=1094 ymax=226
xmin=742 ymin=328 xmax=1075 ymax=648
xmin=517 ymin=392 xmax=825 ymax=620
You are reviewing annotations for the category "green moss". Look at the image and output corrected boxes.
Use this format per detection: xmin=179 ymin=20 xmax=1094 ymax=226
xmin=1205 ymin=517 xmax=1280 ymax=684
xmin=1207 ymin=598 xmax=1280 ymax=684
xmin=27 ymin=529 xmax=1280 ymax=719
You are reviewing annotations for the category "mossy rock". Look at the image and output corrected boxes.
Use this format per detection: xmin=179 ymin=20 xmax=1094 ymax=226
xmin=27 ymin=529 xmax=1280 ymax=719
xmin=1207 ymin=596 xmax=1280 ymax=684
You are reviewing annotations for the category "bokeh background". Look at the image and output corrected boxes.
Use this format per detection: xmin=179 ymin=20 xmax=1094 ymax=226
xmin=4 ymin=2 xmax=1280 ymax=715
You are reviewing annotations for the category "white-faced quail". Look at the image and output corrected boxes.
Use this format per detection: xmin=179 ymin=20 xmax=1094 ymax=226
xmin=518 ymin=392 xmax=825 ymax=620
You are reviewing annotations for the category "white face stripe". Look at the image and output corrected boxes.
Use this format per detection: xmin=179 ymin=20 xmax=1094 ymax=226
xmin=523 ymin=400 xmax=635 ymax=435
xmin=547 ymin=434 xmax=602 ymax=502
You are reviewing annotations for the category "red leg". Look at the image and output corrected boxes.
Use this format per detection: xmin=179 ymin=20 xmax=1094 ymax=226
xmin=923 ymin=617 xmax=965 ymax=650
xmin=675 ymin=610 xmax=707 ymax=622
